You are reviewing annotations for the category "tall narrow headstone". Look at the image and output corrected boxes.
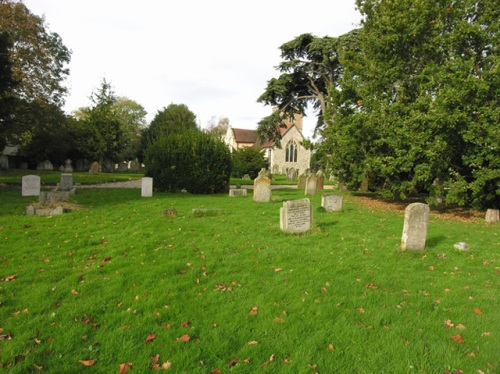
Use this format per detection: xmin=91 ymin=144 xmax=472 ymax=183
xmin=60 ymin=173 xmax=73 ymax=191
xmin=297 ymin=170 xmax=310 ymax=189
xmin=141 ymin=177 xmax=153 ymax=197
xmin=401 ymin=203 xmax=430 ymax=250
xmin=485 ymin=209 xmax=499 ymax=224
xmin=287 ymin=167 xmax=297 ymax=181
xmin=22 ymin=175 xmax=41 ymax=196
xmin=321 ymin=194 xmax=343 ymax=212
xmin=316 ymin=170 xmax=325 ymax=191
xmin=305 ymin=173 xmax=318 ymax=196
xmin=280 ymin=198 xmax=313 ymax=233
xmin=253 ymin=169 xmax=272 ymax=203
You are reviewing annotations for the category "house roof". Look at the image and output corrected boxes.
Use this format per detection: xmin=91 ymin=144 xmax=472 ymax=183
xmin=232 ymin=128 xmax=259 ymax=144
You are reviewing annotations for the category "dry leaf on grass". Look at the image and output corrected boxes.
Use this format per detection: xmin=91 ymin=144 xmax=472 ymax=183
xmin=145 ymin=334 xmax=157 ymax=343
xmin=176 ymin=334 xmax=190 ymax=343
xmin=79 ymin=359 xmax=96 ymax=366
xmin=119 ymin=362 xmax=133 ymax=373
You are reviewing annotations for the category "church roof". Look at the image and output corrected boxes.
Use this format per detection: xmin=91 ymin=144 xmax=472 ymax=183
xmin=232 ymin=128 xmax=259 ymax=144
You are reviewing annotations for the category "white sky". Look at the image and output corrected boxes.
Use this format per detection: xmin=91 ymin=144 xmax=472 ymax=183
xmin=23 ymin=0 xmax=361 ymax=139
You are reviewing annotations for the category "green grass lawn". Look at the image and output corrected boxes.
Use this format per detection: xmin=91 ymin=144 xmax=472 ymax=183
xmin=0 ymin=185 xmax=498 ymax=373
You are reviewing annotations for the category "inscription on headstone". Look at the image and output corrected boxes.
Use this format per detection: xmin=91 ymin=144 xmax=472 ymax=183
xmin=401 ymin=203 xmax=430 ymax=250
xmin=22 ymin=175 xmax=41 ymax=196
xmin=141 ymin=177 xmax=153 ymax=197
xmin=280 ymin=198 xmax=313 ymax=233
xmin=321 ymin=194 xmax=343 ymax=212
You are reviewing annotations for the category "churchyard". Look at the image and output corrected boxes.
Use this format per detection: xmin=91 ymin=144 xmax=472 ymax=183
xmin=0 ymin=174 xmax=499 ymax=373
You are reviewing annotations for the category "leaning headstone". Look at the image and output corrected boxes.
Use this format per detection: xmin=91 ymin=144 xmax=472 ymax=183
xmin=305 ymin=173 xmax=318 ymax=196
xmin=287 ymin=167 xmax=297 ymax=181
xmin=401 ymin=203 xmax=430 ymax=250
xmin=253 ymin=170 xmax=272 ymax=203
xmin=321 ymin=194 xmax=343 ymax=212
xmin=89 ymin=162 xmax=101 ymax=174
xmin=485 ymin=209 xmax=499 ymax=224
xmin=59 ymin=173 xmax=73 ymax=191
xmin=280 ymin=198 xmax=313 ymax=233
xmin=229 ymin=189 xmax=247 ymax=197
xmin=22 ymin=175 xmax=41 ymax=196
xmin=141 ymin=177 xmax=153 ymax=197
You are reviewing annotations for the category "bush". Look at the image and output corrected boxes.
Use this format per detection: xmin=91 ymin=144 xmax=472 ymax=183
xmin=231 ymin=147 xmax=268 ymax=179
xmin=144 ymin=131 xmax=231 ymax=194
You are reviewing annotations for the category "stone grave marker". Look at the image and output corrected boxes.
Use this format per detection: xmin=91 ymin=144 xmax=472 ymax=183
xmin=39 ymin=191 xmax=70 ymax=205
xmin=59 ymin=173 xmax=73 ymax=191
xmin=321 ymin=194 xmax=343 ymax=212
xmin=485 ymin=209 xmax=499 ymax=224
xmin=36 ymin=160 xmax=53 ymax=171
xmin=287 ymin=167 xmax=297 ymax=181
xmin=305 ymin=172 xmax=318 ymax=196
xmin=316 ymin=170 xmax=325 ymax=191
xmin=63 ymin=159 xmax=73 ymax=172
xmin=129 ymin=161 xmax=141 ymax=172
xmin=242 ymin=174 xmax=251 ymax=180
xmin=141 ymin=177 xmax=153 ymax=197
xmin=253 ymin=170 xmax=272 ymax=203
xmin=89 ymin=162 xmax=101 ymax=174
xmin=0 ymin=155 xmax=9 ymax=169
xmin=22 ymin=175 xmax=41 ymax=196
xmin=401 ymin=203 xmax=430 ymax=250
xmin=280 ymin=198 xmax=313 ymax=233
xmin=229 ymin=188 xmax=247 ymax=197
xmin=297 ymin=170 xmax=310 ymax=189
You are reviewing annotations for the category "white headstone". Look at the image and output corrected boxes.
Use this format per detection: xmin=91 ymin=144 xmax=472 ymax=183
xmin=401 ymin=203 xmax=430 ymax=250
xmin=141 ymin=177 xmax=153 ymax=197
xmin=321 ymin=194 xmax=343 ymax=212
xmin=280 ymin=198 xmax=313 ymax=233
xmin=253 ymin=170 xmax=272 ymax=203
xmin=22 ymin=175 xmax=41 ymax=196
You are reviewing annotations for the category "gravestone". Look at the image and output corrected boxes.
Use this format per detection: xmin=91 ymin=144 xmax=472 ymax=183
xmin=485 ymin=209 xmax=499 ymax=224
xmin=102 ymin=160 xmax=115 ymax=173
xmin=287 ymin=167 xmax=297 ymax=181
xmin=129 ymin=161 xmax=141 ymax=172
xmin=242 ymin=174 xmax=251 ymax=180
xmin=253 ymin=169 xmax=272 ymax=203
xmin=280 ymin=198 xmax=313 ymax=233
xmin=229 ymin=188 xmax=247 ymax=197
xmin=26 ymin=205 xmax=64 ymax=216
xmin=163 ymin=208 xmax=178 ymax=218
xmin=89 ymin=162 xmax=101 ymax=174
xmin=39 ymin=191 xmax=70 ymax=205
xmin=297 ymin=170 xmax=310 ymax=189
xmin=305 ymin=172 xmax=318 ymax=196
xmin=75 ymin=159 xmax=90 ymax=172
xmin=316 ymin=170 xmax=325 ymax=191
xmin=63 ymin=159 xmax=73 ymax=173
xmin=22 ymin=175 xmax=41 ymax=196
xmin=321 ymin=194 xmax=343 ymax=212
xmin=141 ymin=177 xmax=153 ymax=197
xmin=272 ymin=164 xmax=280 ymax=174
xmin=401 ymin=203 xmax=430 ymax=250
xmin=117 ymin=162 xmax=128 ymax=172
xmin=59 ymin=173 xmax=73 ymax=191
xmin=0 ymin=155 xmax=8 ymax=169
xmin=37 ymin=160 xmax=53 ymax=171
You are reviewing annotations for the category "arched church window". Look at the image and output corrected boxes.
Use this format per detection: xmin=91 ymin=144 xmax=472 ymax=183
xmin=286 ymin=141 xmax=298 ymax=163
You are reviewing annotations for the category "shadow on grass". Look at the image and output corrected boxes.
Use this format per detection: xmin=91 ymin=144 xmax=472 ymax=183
xmin=426 ymin=235 xmax=447 ymax=248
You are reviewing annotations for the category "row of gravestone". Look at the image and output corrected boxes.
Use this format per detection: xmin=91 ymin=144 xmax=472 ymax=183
xmin=29 ymin=159 xmax=143 ymax=173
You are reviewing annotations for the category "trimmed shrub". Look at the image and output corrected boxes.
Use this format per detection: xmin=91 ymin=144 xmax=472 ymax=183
xmin=231 ymin=146 xmax=268 ymax=179
xmin=144 ymin=131 xmax=231 ymax=194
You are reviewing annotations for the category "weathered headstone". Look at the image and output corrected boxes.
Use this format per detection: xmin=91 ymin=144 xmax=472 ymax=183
xmin=316 ymin=170 xmax=324 ymax=191
xmin=59 ymin=173 xmax=73 ymax=191
xmin=253 ymin=170 xmax=272 ymax=203
xmin=305 ymin=173 xmax=318 ymax=196
xmin=102 ymin=160 xmax=115 ymax=173
xmin=280 ymin=198 xmax=313 ymax=233
xmin=117 ymin=162 xmax=128 ymax=172
xmin=287 ymin=167 xmax=297 ymax=181
xmin=242 ymin=174 xmax=251 ymax=180
xmin=229 ymin=188 xmax=247 ymax=197
xmin=163 ymin=208 xmax=178 ymax=218
xmin=297 ymin=170 xmax=310 ymax=189
xmin=0 ymin=155 xmax=9 ymax=169
xmin=141 ymin=177 xmax=153 ymax=197
xmin=63 ymin=159 xmax=73 ymax=173
xmin=401 ymin=203 xmax=430 ymax=250
xmin=36 ymin=160 xmax=53 ymax=171
xmin=321 ymin=194 xmax=343 ymax=212
xmin=485 ymin=209 xmax=499 ymax=224
xmin=26 ymin=205 xmax=64 ymax=216
xmin=22 ymin=175 xmax=41 ymax=196
xmin=89 ymin=162 xmax=101 ymax=174
xmin=39 ymin=191 xmax=70 ymax=205
xmin=272 ymin=164 xmax=280 ymax=174
xmin=129 ymin=161 xmax=141 ymax=172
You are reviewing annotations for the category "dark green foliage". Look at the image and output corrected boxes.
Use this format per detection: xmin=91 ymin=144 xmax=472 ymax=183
xmin=231 ymin=146 xmax=268 ymax=179
xmin=145 ymin=131 xmax=231 ymax=194
xmin=146 ymin=103 xmax=198 ymax=142
xmin=0 ymin=30 xmax=17 ymax=151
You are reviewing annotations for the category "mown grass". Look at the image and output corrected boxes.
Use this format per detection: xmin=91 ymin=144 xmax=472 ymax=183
xmin=0 ymin=185 xmax=498 ymax=373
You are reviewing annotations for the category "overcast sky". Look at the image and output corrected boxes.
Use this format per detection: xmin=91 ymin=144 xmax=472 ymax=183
xmin=23 ymin=0 xmax=361 ymax=139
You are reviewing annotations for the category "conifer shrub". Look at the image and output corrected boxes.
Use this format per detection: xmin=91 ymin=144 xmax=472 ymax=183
xmin=231 ymin=146 xmax=268 ymax=179
xmin=144 ymin=131 xmax=231 ymax=194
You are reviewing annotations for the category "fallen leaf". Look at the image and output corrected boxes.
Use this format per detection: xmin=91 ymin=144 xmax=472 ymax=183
xmin=356 ymin=308 xmax=365 ymax=313
xmin=328 ymin=344 xmax=335 ymax=350
xmin=211 ymin=370 xmax=221 ymax=374
xmin=456 ymin=324 xmax=466 ymax=330
xmin=79 ymin=359 xmax=96 ymax=366
xmin=444 ymin=319 xmax=454 ymax=328
xmin=274 ymin=268 xmax=282 ymax=272
xmin=101 ymin=256 xmax=112 ymax=262
xmin=473 ymin=308 xmax=483 ymax=315
xmin=182 ymin=320 xmax=190 ymax=327
xmin=33 ymin=364 xmax=43 ymax=371
xmin=161 ymin=361 xmax=172 ymax=370
xmin=450 ymin=334 xmax=465 ymax=344
xmin=229 ymin=359 xmax=239 ymax=366
xmin=0 ymin=274 xmax=16 ymax=282
xmin=274 ymin=317 xmax=284 ymax=323
xmin=145 ymin=334 xmax=157 ymax=343
xmin=165 ymin=323 xmax=171 ymax=330
xmin=249 ymin=306 xmax=258 ymax=315
xmin=176 ymin=334 xmax=190 ymax=343
xmin=247 ymin=341 xmax=258 ymax=345
xmin=481 ymin=332 xmax=491 ymax=336
xmin=150 ymin=354 xmax=160 ymax=369
xmin=71 ymin=289 xmax=78 ymax=295
xmin=119 ymin=362 xmax=133 ymax=373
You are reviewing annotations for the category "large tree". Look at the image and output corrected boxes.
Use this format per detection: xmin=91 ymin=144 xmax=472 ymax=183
xmin=324 ymin=0 xmax=499 ymax=208
xmin=256 ymin=30 xmax=360 ymax=145
xmin=0 ymin=30 xmax=17 ymax=151
xmin=146 ymin=103 xmax=198 ymax=142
